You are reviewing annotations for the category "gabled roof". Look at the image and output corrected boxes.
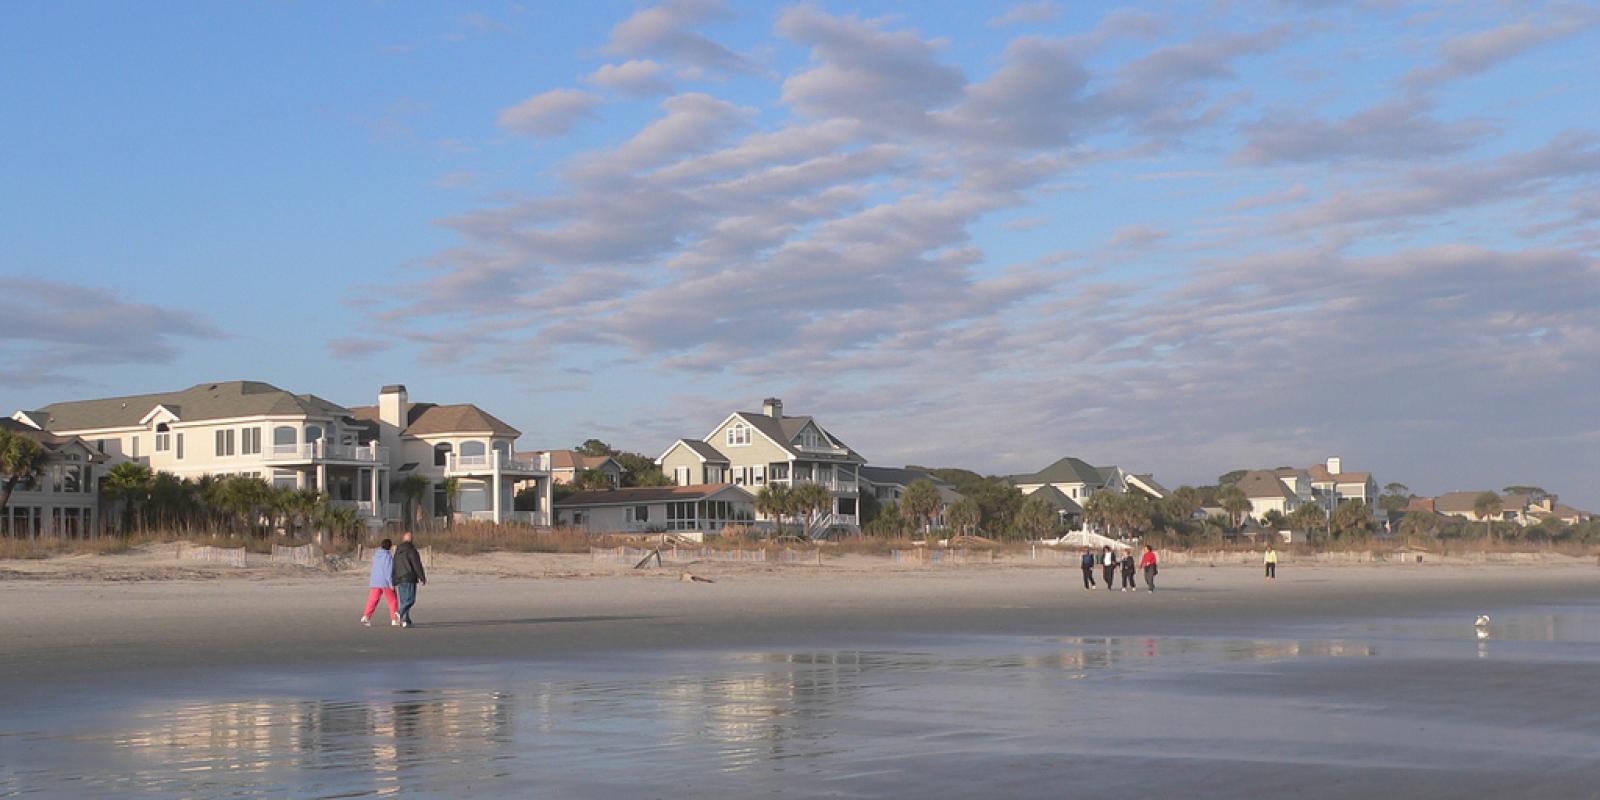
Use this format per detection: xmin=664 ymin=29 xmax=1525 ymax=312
xmin=666 ymin=438 xmax=729 ymax=463
xmin=0 ymin=419 xmax=104 ymax=461
xmin=1309 ymin=464 xmax=1372 ymax=484
xmin=1009 ymin=457 xmax=1106 ymax=487
xmin=350 ymin=402 xmax=519 ymax=437
xmin=28 ymin=381 xmax=351 ymax=432
xmin=719 ymin=410 xmax=864 ymax=462
xmin=543 ymin=450 xmax=624 ymax=472
xmin=859 ymin=466 xmax=940 ymax=487
xmin=1434 ymin=491 xmax=1494 ymax=515
xmin=1026 ymin=485 xmax=1083 ymax=514
xmin=1237 ymin=470 xmax=1295 ymax=500
xmin=555 ymin=483 xmax=753 ymax=508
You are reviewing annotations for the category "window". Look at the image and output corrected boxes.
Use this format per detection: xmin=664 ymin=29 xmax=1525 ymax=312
xmin=63 ymin=465 xmax=81 ymax=493
xmin=674 ymin=466 xmax=690 ymax=485
xmin=627 ymin=505 xmax=650 ymax=525
xmin=241 ymin=427 xmax=261 ymax=455
xmin=155 ymin=433 xmax=170 ymax=452
xmin=215 ymin=429 xmax=235 ymax=457
xmin=175 ymin=433 xmax=184 ymax=460
xmin=305 ymin=425 xmax=323 ymax=443
xmin=272 ymin=470 xmax=297 ymax=491
xmin=460 ymin=441 xmax=486 ymax=463
xmin=272 ymin=426 xmax=297 ymax=454
xmin=667 ymin=501 xmax=698 ymax=530
xmin=434 ymin=443 xmax=453 ymax=467
xmin=838 ymin=497 xmax=857 ymax=516
xmin=725 ymin=425 xmax=751 ymax=446
xmin=130 ymin=436 xmax=140 ymax=459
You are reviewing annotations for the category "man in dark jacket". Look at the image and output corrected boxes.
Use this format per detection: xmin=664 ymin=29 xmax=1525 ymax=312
xmin=391 ymin=531 xmax=427 ymax=628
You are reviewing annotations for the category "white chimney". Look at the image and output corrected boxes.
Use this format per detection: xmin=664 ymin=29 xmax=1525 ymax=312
xmin=379 ymin=384 xmax=408 ymax=430
xmin=762 ymin=397 xmax=783 ymax=418
xmin=1326 ymin=456 xmax=1341 ymax=475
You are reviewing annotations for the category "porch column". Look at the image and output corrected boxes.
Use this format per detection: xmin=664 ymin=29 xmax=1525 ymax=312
xmin=492 ymin=460 xmax=503 ymax=524
xmin=370 ymin=468 xmax=379 ymax=518
xmin=316 ymin=463 xmax=326 ymax=493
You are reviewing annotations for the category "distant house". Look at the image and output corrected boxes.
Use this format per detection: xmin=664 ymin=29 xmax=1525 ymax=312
xmin=1022 ymin=484 xmax=1084 ymax=530
xmin=540 ymin=450 xmax=626 ymax=487
xmin=1237 ymin=470 xmax=1303 ymax=520
xmin=1308 ymin=457 xmax=1379 ymax=515
xmin=1124 ymin=472 xmax=1168 ymax=499
xmin=553 ymin=484 xmax=754 ymax=535
xmin=0 ymin=419 xmax=105 ymax=537
xmin=656 ymin=398 xmax=865 ymax=530
xmin=1006 ymin=457 xmax=1126 ymax=503
xmin=1434 ymin=490 xmax=1590 ymax=527
xmin=858 ymin=466 xmax=965 ymax=528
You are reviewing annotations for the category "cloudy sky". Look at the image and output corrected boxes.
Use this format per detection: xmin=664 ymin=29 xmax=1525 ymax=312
xmin=3 ymin=1 xmax=1597 ymax=505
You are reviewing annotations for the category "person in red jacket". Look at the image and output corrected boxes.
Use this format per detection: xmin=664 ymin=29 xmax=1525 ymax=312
xmin=1138 ymin=544 xmax=1159 ymax=592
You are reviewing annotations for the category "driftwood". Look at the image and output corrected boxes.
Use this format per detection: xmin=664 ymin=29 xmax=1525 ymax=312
xmin=633 ymin=548 xmax=663 ymax=569
xmin=679 ymin=571 xmax=715 ymax=583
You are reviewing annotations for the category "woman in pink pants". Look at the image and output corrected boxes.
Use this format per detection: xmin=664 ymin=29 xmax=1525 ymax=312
xmin=361 ymin=538 xmax=400 ymax=627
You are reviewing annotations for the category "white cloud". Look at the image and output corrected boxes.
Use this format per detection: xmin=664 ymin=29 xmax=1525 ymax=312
xmin=603 ymin=0 xmax=755 ymax=74
xmin=988 ymin=2 xmax=1061 ymax=28
xmin=586 ymin=60 xmax=673 ymax=96
xmin=496 ymin=89 xmax=601 ymax=137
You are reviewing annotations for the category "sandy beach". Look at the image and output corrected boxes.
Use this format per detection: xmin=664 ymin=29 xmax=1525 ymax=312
xmin=4 ymin=555 xmax=1599 ymax=798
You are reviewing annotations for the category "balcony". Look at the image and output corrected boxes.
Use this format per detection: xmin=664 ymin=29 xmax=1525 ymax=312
xmin=263 ymin=441 xmax=388 ymax=465
xmin=772 ymin=477 xmax=859 ymax=494
xmin=444 ymin=450 xmax=550 ymax=477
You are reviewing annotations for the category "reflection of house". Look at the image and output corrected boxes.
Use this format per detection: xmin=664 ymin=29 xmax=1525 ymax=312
xmin=858 ymin=466 xmax=965 ymax=528
xmin=1237 ymin=470 xmax=1303 ymax=520
xmin=553 ymin=484 xmax=754 ymax=534
xmin=14 ymin=381 xmax=393 ymax=526
xmin=351 ymin=385 xmax=551 ymax=526
xmin=0 ymin=419 xmax=105 ymax=536
xmin=656 ymin=398 xmax=865 ymax=530
xmin=539 ymin=450 xmax=625 ymax=486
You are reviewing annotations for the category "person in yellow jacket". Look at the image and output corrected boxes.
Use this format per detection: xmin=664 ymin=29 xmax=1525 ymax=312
xmin=1264 ymin=544 xmax=1278 ymax=580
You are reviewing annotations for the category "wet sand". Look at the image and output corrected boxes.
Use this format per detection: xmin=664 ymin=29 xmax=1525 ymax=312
xmin=3 ymin=564 xmax=1598 ymax=797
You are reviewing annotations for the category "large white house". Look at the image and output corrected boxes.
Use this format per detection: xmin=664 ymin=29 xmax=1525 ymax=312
xmin=13 ymin=381 xmax=551 ymax=528
xmin=0 ymin=419 xmax=105 ymax=537
xmin=656 ymin=398 xmax=865 ymax=530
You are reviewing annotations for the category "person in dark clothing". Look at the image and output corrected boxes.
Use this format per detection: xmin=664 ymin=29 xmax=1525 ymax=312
xmin=1139 ymin=544 xmax=1158 ymax=592
xmin=1079 ymin=548 xmax=1096 ymax=589
xmin=1101 ymin=546 xmax=1118 ymax=591
xmin=1120 ymin=550 xmax=1137 ymax=591
xmin=391 ymin=531 xmax=427 ymax=627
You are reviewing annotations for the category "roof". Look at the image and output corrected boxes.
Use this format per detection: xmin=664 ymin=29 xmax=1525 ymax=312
xmin=350 ymin=402 xmax=519 ymax=437
xmin=1025 ymin=484 xmax=1083 ymax=514
xmin=1130 ymin=473 xmax=1169 ymax=495
xmin=543 ymin=450 xmax=623 ymax=472
xmin=0 ymin=418 xmax=102 ymax=459
xmin=1237 ymin=470 xmax=1295 ymax=500
xmin=730 ymin=411 xmax=864 ymax=462
xmin=28 ymin=381 xmax=351 ymax=432
xmin=672 ymin=439 xmax=729 ymax=463
xmin=859 ymin=466 xmax=941 ymax=487
xmin=555 ymin=483 xmax=753 ymax=508
xmin=1309 ymin=464 xmax=1372 ymax=484
xmin=1009 ymin=457 xmax=1107 ymax=487
xmin=1434 ymin=491 xmax=1497 ymax=515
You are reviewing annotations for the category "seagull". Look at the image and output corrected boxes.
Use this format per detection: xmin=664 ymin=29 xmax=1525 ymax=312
xmin=1475 ymin=615 xmax=1491 ymax=628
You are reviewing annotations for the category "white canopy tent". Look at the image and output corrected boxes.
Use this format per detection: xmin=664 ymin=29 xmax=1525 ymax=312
xmin=1042 ymin=531 xmax=1135 ymax=550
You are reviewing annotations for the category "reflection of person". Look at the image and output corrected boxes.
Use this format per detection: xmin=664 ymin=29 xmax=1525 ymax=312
xmin=1120 ymin=550 xmax=1137 ymax=591
xmin=392 ymin=531 xmax=428 ymax=628
xmin=1139 ymin=544 xmax=1159 ymax=592
xmin=1264 ymin=544 xmax=1278 ymax=580
xmin=361 ymin=538 xmax=400 ymax=627
xmin=1080 ymin=548 xmax=1096 ymax=589
xmin=1101 ymin=546 xmax=1117 ymax=591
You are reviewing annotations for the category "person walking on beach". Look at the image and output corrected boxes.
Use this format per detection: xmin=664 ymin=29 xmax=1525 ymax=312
xmin=1139 ymin=544 xmax=1159 ymax=592
xmin=1101 ymin=546 xmax=1118 ymax=592
xmin=361 ymin=538 xmax=400 ymax=627
xmin=392 ymin=531 xmax=427 ymax=628
xmin=1120 ymin=549 xmax=1137 ymax=591
xmin=1080 ymin=548 xmax=1096 ymax=589
xmin=1264 ymin=543 xmax=1278 ymax=581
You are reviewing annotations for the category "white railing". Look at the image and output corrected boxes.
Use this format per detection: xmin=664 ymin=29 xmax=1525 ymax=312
xmin=445 ymin=450 xmax=549 ymax=474
xmin=263 ymin=441 xmax=387 ymax=463
xmin=773 ymin=477 xmax=858 ymax=493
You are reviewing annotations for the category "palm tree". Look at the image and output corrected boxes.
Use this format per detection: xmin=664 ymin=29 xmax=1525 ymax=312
xmin=317 ymin=504 xmax=362 ymax=543
xmin=789 ymin=482 xmax=834 ymax=540
xmin=1083 ymin=491 xmax=1115 ymax=535
xmin=1016 ymin=494 xmax=1059 ymax=540
xmin=0 ymin=429 xmax=47 ymax=519
xmin=103 ymin=462 xmax=154 ymax=534
xmin=1218 ymin=485 xmax=1251 ymax=531
xmin=393 ymin=474 xmax=430 ymax=528
xmin=755 ymin=483 xmax=792 ymax=537
xmin=901 ymin=480 xmax=943 ymax=533
xmin=1473 ymin=491 xmax=1503 ymax=541
xmin=946 ymin=497 xmax=980 ymax=537
xmin=440 ymin=477 xmax=461 ymax=527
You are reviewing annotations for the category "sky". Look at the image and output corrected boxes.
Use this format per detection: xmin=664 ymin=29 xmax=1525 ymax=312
xmin=2 ymin=1 xmax=1597 ymax=507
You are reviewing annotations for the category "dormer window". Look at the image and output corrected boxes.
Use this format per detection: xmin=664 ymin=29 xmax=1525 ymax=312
xmin=796 ymin=428 xmax=822 ymax=448
xmin=154 ymin=423 xmax=171 ymax=452
xmin=726 ymin=425 xmax=752 ymax=446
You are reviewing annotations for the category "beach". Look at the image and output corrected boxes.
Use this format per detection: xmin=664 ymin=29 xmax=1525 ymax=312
xmin=3 ymin=557 xmax=1598 ymax=797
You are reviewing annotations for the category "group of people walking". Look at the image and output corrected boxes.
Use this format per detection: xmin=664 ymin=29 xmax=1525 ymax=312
xmin=1079 ymin=544 xmax=1159 ymax=592
xmin=361 ymin=531 xmax=428 ymax=628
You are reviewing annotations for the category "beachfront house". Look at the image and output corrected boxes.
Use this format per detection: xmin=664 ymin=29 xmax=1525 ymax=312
xmin=1006 ymin=457 xmax=1125 ymax=503
xmin=1308 ymin=457 xmax=1380 ymax=518
xmin=13 ymin=381 xmax=394 ymax=527
xmin=553 ymin=484 xmax=755 ymax=536
xmin=540 ymin=450 xmax=625 ymax=486
xmin=351 ymin=385 xmax=552 ymax=526
xmin=858 ymin=466 xmax=966 ymax=528
xmin=1237 ymin=469 xmax=1303 ymax=520
xmin=1433 ymin=490 xmax=1590 ymax=528
xmin=0 ymin=419 xmax=106 ymax=537
xmin=655 ymin=398 xmax=866 ymax=531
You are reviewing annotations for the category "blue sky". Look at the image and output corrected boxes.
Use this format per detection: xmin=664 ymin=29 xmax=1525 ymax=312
xmin=3 ymin=1 xmax=1598 ymax=506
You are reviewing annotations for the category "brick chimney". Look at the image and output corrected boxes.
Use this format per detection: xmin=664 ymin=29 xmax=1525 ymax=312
xmin=762 ymin=397 xmax=783 ymax=418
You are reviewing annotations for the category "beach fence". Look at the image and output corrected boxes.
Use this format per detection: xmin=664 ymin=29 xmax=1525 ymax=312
xmin=175 ymin=543 xmax=248 ymax=567
xmin=589 ymin=546 xmax=823 ymax=566
xmin=891 ymin=548 xmax=992 ymax=565
xmin=270 ymin=543 xmax=322 ymax=566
